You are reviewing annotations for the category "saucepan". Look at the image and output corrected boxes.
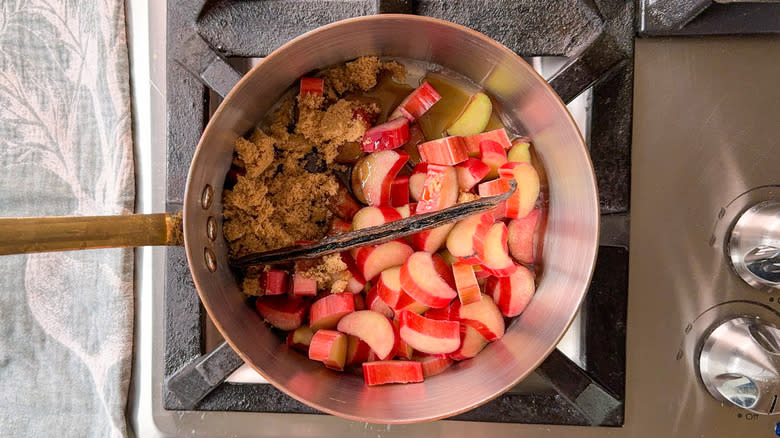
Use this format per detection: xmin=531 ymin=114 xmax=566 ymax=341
xmin=0 ymin=15 xmax=599 ymax=423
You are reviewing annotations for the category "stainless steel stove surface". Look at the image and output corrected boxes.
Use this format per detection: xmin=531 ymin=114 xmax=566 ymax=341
xmin=127 ymin=0 xmax=780 ymax=436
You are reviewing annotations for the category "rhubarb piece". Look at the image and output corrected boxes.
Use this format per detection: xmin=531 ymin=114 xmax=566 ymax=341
xmin=390 ymin=81 xmax=442 ymax=121
xmin=394 ymin=290 xmax=431 ymax=315
xmin=355 ymin=240 xmax=414 ymax=281
xmin=507 ymin=138 xmax=532 ymax=163
xmin=498 ymin=162 xmax=540 ymax=219
xmin=366 ymin=284 xmax=394 ymax=319
xmin=409 ymin=162 xmax=428 ymax=202
xmin=485 ymin=265 xmax=535 ymax=317
xmin=398 ymin=310 xmax=461 ymax=354
xmin=416 ymin=164 xmax=459 ymax=214
xmin=449 ymin=325 xmax=489 ymax=360
xmin=507 ymin=208 xmax=541 ymax=264
xmin=400 ymin=251 xmax=457 ymax=308
xmin=351 ymin=205 xmax=403 ymax=231
xmin=390 ymin=175 xmax=410 ymax=207
xmin=479 ymin=139 xmax=508 ymax=179
xmin=255 ymin=295 xmax=308 ymax=331
xmin=340 ymin=253 xmax=366 ymax=294
xmin=345 ymin=335 xmax=372 ymax=365
xmin=286 ymin=325 xmax=315 ymax=353
xmin=445 ymin=213 xmax=493 ymax=264
xmin=299 ymin=77 xmax=324 ymax=96
xmin=361 ymin=117 xmax=410 ymax=152
xmin=424 ymin=305 xmax=454 ymax=321
xmin=414 ymin=354 xmax=454 ymax=377
xmin=480 ymin=222 xmax=517 ymax=277
xmin=337 ymin=310 xmax=396 ymax=360
xmin=447 ymin=92 xmax=492 ymax=136
xmin=260 ymin=269 xmax=288 ymax=296
xmin=292 ymin=273 xmax=318 ymax=296
xmin=362 ymin=360 xmax=424 ymax=386
xmin=308 ymin=329 xmax=348 ymax=371
xmin=452 ymin=261 xmax=482 ymax=305
xmin=477 ymin=178 xmax=511 ymax=197
xmin=453 ymin=294 xmax=505 ymax=341
xmin=462 ymin=128 xmax=512 ymax=156
xmin=418 ymin=136 xmax=468 ymax=166
xmin=455 ymin=158 xmax=491 ymax=191
xmin=395 ymin=203 xmax=412 ymax=218
xmin=392 ymin=317 xmax=414 ymax=359
xmin=309 ymin=293 xmax=355 ymax=331
xmin=328 ymin=218 xmax=353 ymax=236
xmin=376 ymin=266 xmax=403 ymax=308
xmin=352 ymin=149 xmax=409 ymax=205
xmin=410 ymin=223 xmax=455 ymax=253
xmin=329 ymin=179 xmax=362 ymax=221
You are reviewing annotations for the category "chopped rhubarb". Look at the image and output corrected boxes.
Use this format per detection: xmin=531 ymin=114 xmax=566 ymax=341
xmin=452 ymin=261 xmax=482 ymax=305
xmin=449 ymin=325 xmax=489 ymax=360
xmin=445 ymin=212 xmax=493 ymax=265
xmin=398 ymin=310 xmax=461 ymax=354
xmin=366 ymin=284 xmax=394 ymax=319
xmin=392 ymin=317 xmax=414 ymax=359
xmin=309 ymin=293 xmax=355 ymax=331
xmin=477 ymin=178 xmax=511 ymax=197
xmin=416 ymin=164 xmax=459 ymax=214
xmin=498 ymin=162 xmax=540 ymax=219
xmin=340 ymin=253 xmax=366 ymax=294
xmin=485 ymin=265 xmax=535 ymax=317
xmin=352 ymin=149 xmax=409 ymax=206
xmin=361 ymin=117 xmax=410 ymax=152
xmin=400 ymin=251 xmax=457 ymax=308
xmin=351 ymin=205 xmax=403 ymax=231
xmin=414 ymin=354 xmax=453 ymax=377
xmin=411 ymin=223 xmax=455 ymax=253
xmin=462 ymin=128 xmax=512 ymax=156
xmin=286 ymin=325 xmax=315 ymax=352
xmin=299 ymin=77 xmax=324 ymax=96
xmin=377 ymin=266 xmax=403 ymax=308
xmin=479 ymin=139 xmax=509 ymax=179
xmin=362 ymin=360 xmax=424 ymax=386
xmin=418 ymin=136 xmax=468 ymax=166
xmin=390 ymin=175 xmax=410 ymax=207
xmin=452 ymin=294 xmax=505 ymax=341
xmin=455 ymin=158 xmax=490 ymax=191
xmin=260 ymin=269 xmax=288 ymax=296
xmin=507 ymin=208 xmax=541 ymax=264
xmin=408 ymin=162 xmax=428 ymax=202
xmin=390 ymin=81 xmax=442 ymax=121
xmin=345 ymin=335 xmax=372 ymax=365
xmin=292 ymin=274 xmax=317 ymax=296
xmin=337 ymin=310 xmax=396 ymax=360
xmin=480 ymin=222 xmax=517 ymax=277
xmin=255 ymin=295 xmax=308 ymax=331
xmin=308 ymin=329 xmax=347 ymax=371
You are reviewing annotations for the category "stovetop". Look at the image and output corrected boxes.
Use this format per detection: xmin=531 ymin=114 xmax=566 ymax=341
xmin=128 ymin=0 xmax=780 ymax=436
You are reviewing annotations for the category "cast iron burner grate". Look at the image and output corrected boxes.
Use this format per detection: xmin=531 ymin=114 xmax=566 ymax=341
xmin=161 ymin=0 xmax=633 ymax=426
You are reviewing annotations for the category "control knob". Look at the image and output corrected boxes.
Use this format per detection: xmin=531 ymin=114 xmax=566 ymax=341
xmin=699 ymin=317 xmax=780 ymax=414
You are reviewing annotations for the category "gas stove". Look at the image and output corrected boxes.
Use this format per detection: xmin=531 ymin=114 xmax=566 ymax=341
xmin=128 ymin=1 xmax=780 ymax=436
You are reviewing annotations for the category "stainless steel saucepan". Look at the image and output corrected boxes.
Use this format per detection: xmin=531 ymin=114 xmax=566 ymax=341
xmin=0 ymin=15 xmax=599 ymax=423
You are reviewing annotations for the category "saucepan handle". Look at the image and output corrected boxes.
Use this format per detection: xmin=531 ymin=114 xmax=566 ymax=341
xmin=0 ymin=212 xmax=184 ymax=255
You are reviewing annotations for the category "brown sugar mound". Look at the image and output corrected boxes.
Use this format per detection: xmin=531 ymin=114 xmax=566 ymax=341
xmin=222 ymin=56 xmax=404 ymax=295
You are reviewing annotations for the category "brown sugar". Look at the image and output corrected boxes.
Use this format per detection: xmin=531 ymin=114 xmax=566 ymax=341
xmin=222 ymin=56 xmax=405 ymax=296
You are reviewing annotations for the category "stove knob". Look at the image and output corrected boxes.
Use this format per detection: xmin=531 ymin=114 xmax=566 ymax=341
xmin=727 ymin=200 xmax=780 ymax=291
xmin=699 ymin=317 xmax=780 ymax=414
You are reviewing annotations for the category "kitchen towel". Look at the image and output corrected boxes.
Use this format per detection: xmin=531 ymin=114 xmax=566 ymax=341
xmin=0 ymin=1 xmax=135 ymax=437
